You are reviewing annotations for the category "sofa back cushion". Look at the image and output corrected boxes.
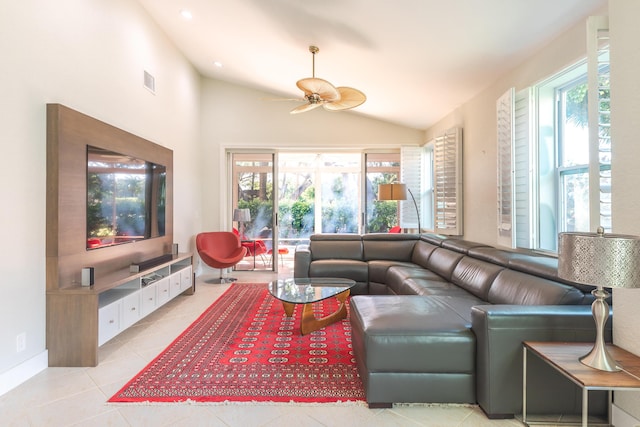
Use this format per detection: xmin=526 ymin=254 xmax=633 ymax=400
xmin=451 ymin=257 xmax=504 ymax=301
xmin=488 ymin=269 xmax=588 ymax=305
xmin=411 ymin=240 xmax=440 ymax=268
xmin=362 ymin=234 xmax=416 ymax=261
xmin=425 ymin=248 xmax=465 ymax=281
xmin=309 ymin=234 xmax=363 ymax=260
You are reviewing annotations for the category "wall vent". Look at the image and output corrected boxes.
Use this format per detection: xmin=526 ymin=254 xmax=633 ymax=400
xmin=143 ymin=70 xmax=156 ymax=94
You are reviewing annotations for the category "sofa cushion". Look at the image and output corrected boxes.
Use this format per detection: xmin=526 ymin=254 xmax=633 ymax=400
xmin=466 ymin=247 xmax=514 ymax=267
xmin=441 ymin=239 xmax=491 ymax=254
xmin=308 ymin=259 xmax=368 ymax=282
xmin=309 ymin=234 xmax=363 ymax=260
xmin=425 ymin=248 xmax=465 ymax=281
xmin=411 ymin=240 xmax=440 ymax=268
xmin=350 ymin=295 xmax=475 ymax=373
xmin=368 ymin=260 xmax=417 ymax=285
xmin=488 ymin=269 xmax=588 ymax=305
xmin=386 ymin=265 xmax=447 ymax=294
xmin=362 ymin=234 xmax=416 ymax=261
xmin=399 ymin=278 xmax=474 ymax=298
xmin=451 ymin=256 xmax=504 ymax=301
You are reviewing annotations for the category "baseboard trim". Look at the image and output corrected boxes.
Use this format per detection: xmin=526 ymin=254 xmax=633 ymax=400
xmin=0 ymin=351 xmax=48 ymax=397
xmin=612 ymin=403 xmax=640 ymax=427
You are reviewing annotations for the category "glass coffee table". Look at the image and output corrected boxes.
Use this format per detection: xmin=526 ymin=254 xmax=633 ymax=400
xmin=268 ymin=277 xmax=356 ymax=335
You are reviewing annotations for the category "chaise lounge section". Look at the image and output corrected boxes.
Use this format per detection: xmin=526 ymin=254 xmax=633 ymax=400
xmin=294 ymin=233 xmax=610 ymax=419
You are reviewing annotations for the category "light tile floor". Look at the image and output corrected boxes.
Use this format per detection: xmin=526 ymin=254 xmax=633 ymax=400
xmin=0 ymin=270 xmax=525 ymax=426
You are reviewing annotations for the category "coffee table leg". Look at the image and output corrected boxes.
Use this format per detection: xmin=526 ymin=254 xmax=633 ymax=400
xmin=282 ymin=301 xmax=295 ymax=317
xmin=300 ymin=289 xmax=350 ymax=335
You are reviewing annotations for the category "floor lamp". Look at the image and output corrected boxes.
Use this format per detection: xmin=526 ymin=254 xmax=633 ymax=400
xmin=558 ymin=227 xmax=640 ymax=371
xmin=233 ymin=208 xmax=251 ymax=237
xmin=378 ymin=183 xmax=421 ymax=233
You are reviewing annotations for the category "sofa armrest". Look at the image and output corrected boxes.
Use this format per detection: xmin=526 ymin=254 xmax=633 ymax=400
xmin=294 ymin=245 xmax=311 ymax=278
xmin=471 ymin=304 xmax=610 ymax=419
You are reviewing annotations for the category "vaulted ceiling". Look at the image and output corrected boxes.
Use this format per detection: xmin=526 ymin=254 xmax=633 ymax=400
xmin=137 ymin=0 xmax=606 ymax=130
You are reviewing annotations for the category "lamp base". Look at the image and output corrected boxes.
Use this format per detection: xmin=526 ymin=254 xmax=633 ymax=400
xmin=580 ymin=342 xmax=620 ymax=372
xmin=580 ymin=287 xmax=620 ymax=372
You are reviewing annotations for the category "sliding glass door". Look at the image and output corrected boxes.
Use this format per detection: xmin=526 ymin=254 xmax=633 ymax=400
xmin=227 ymin=150 xmax=400 ymax=271
xmin=230 ymin=152 xmax=277 ymax=271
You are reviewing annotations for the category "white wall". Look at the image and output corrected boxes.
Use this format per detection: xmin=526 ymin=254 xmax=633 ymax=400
xmin=608 ymin=0 xmax=640 ymax=420
xmin=199 ymin=78 xmax=425 ymax=231
xmin=0 ymin=0 xmax=200 ymax=384
xmin=425 ymin=12 xmax=596 ymax=246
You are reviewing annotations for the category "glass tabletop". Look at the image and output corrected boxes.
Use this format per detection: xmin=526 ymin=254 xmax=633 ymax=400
xmin=268 ymin=277 xmax=356 ymax=304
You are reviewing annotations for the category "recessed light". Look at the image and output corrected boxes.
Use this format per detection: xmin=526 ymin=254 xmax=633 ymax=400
xmin=180 ymin=9 xmax=193 ymax=20
xmin=213 ymin=61 xmax=223 ymax=68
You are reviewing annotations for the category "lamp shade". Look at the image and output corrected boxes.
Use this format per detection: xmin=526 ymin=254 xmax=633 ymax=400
xmin=233 ymin=208 xmax=251 ymax=222
xmin=378 ymin=183 xmax=407 ymax=201
xmin=558 ymin=228 xmax=640 ymax=289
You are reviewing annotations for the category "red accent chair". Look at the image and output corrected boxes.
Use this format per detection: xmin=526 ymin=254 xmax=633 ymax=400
xmin=389 ymin=226 xmax=402 ymax=233
xmin=196 ymin=232 xmax=247 ymax=283
xmin=233 ymin=228 xmax=268 ymax=265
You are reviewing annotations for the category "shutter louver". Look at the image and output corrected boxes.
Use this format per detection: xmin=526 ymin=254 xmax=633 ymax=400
xmin=400 ymin=146 xmax=422 ymax=230
xmin=587 ymin=17 xmax=611 ymax=232
xmin=496 ymin=89 xmax=514 ymax=246
xmin=434 ymin=128 xmax=462 ymax=235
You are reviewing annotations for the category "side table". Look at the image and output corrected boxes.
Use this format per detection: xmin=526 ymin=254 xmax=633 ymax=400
xmin=523 ymin=341 xmax=640 ymax=426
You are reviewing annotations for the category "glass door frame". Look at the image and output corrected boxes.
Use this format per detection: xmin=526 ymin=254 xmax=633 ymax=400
xmin=227 ymin=149 xmax=280 ymax=272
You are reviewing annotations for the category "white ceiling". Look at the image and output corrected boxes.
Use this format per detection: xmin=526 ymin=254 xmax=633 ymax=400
xmin=137 ymin=0 xmax=606 ymax=130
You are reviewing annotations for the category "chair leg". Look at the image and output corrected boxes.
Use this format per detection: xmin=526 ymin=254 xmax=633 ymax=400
xmin=204 ymin=268 xmax=236 ymax=284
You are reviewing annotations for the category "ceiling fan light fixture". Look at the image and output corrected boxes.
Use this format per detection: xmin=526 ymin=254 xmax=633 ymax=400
xmin=289 ymin=45 xmax=365 ymax=115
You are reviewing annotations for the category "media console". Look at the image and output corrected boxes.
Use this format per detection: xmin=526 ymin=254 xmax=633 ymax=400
xmin=46 ymin=253 xmax=193 ymax=367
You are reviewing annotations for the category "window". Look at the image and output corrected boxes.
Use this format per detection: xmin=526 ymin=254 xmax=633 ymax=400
xmin=497 ymin=17 xmax=610 ymax=252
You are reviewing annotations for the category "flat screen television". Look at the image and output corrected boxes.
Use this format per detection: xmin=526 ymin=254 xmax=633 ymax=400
xmin=86 ymin=145 xmax=166 ymax=249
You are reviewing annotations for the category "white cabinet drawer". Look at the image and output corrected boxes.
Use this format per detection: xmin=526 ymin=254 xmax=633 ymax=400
xmin=169 ymin=271 xmax=182 ymax=298
xmin=98 ymin=301 xmax=121 ymax=346
xmin=141 ymin=283 xmax=157 ymax=317
xmin=122 ymin=291 xmax=141 ymax=328
xmin=156 ymin=277 xmax=171 ymax=305
xmin=180 ymin=266 xmax=193 ymax=292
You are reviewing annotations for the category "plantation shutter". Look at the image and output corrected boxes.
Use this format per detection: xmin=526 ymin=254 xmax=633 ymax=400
xmin=497 ymin=88 xmax=533 ymax=249
xmin=514 ymin=89 xmax=533 ymax=248
xmin=400 ymin=146 xmax=422 ymax=230
xmin=433 ymin=128 xmax=462 ymax=235
xmin=587 ymin=16 xmax=611 ymax=232
xmin=496 ymin=89 xmax=514 ymax=247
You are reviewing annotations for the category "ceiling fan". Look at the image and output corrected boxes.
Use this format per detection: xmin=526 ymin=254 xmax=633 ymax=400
xmin=289 ymin=45 xmax=366 ymax=114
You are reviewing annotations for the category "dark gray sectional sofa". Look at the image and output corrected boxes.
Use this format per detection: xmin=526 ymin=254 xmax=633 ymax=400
xmin=293 ymin=233 xmax=610 ymax=419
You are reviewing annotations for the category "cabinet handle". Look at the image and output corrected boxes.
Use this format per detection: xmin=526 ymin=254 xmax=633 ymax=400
xmin=109 ymin=319 xmax=115 ymax=324
xmin=131 ymin=307 xmax=136 ymax=311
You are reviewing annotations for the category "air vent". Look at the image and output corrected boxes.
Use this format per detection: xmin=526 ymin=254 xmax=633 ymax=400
xmin=143 ymin=70 xmax=156 ymax=94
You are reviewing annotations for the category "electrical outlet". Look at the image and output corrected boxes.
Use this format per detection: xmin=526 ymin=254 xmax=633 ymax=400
xmin=16 ymin=333 xmax=26 ymax=352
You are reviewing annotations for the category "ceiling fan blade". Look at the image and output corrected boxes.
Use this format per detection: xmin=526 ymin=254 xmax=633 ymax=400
xmin=296 ymin=78 xmax=340 ymax=102
xmin=323 ymin=87 xmax=367 ymax=111
xmin=290 ymin=102 xmax=323 ymax=114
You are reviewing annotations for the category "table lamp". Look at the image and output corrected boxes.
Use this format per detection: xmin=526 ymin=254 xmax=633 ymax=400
xmin=233 ymin=208 xmax=251 ymax=237
xmin=558 ymin=227 xmax=640 ymax=371
xmin=378 ymin=183 xmax=421 ymax=233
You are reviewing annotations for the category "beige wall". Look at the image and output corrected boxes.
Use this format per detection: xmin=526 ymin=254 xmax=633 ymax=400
xmin=425 ymin=18 xmax=590 ymax=246
xmin=608 ymin=0 xmax=640 ymax=419
xmin=199 ymin=78 xmax=424 ymax=231
xmin=0 ymin=0 xmax=201 ymax=379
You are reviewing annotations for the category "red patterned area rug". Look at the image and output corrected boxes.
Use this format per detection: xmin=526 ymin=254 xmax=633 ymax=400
xmin=109 ymin=283 xmax=365 ymax=403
